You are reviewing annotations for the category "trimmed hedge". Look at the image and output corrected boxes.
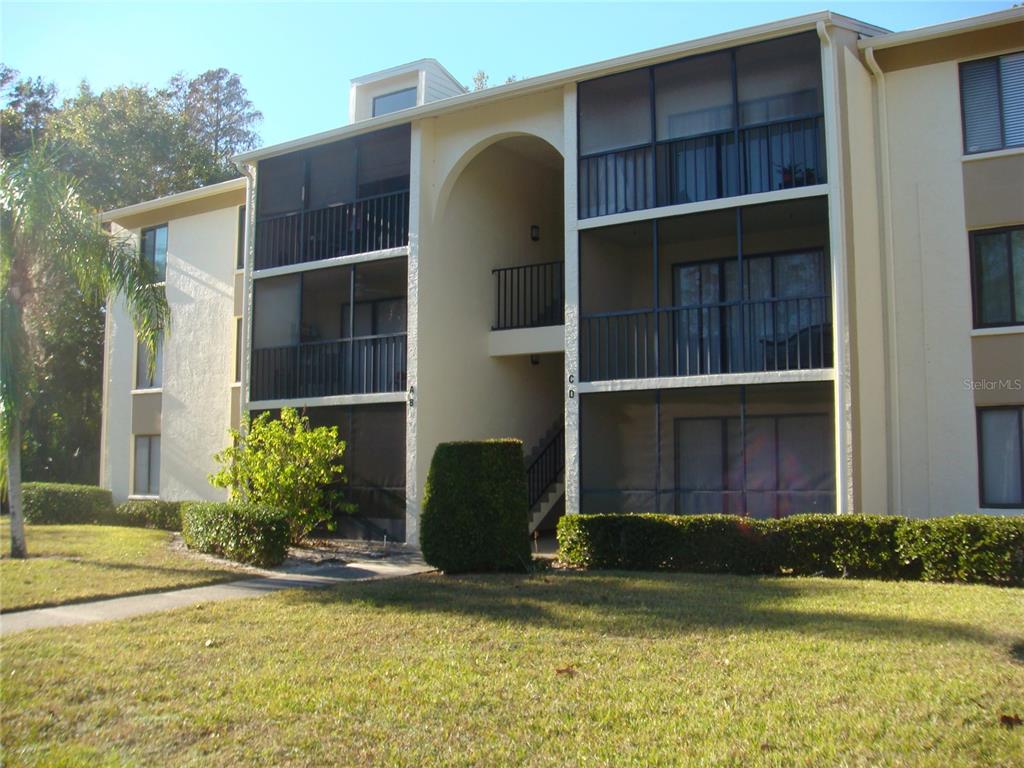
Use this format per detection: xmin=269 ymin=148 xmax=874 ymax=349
xmin=21 ymin=483 xmax=115 ymax=525
xmin=181 ymin=502 xmax=291 ymax=567
xmin=897 ymin=516 xmax=1024 ymax=585
xmin=112 ymin=500 xmax=184 ymax=531
xmin=420 ymin=440 xmax=531 ymax=573
xmin=557 ymin=513 xmax=1024 ymax=586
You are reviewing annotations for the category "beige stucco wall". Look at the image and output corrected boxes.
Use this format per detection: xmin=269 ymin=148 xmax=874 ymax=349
xmin=972 ymin=334 xmax=1024 ymax=407
xmin=102 ymin=200 xmax=240 ymax=502
xmin=414 ymin=90 xmax=567 ymax=500
xmin=881 ymin=58 xmax=979 ymax=516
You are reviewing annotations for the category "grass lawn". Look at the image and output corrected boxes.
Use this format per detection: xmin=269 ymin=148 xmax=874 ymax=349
xmin=2 ymin=571 xmax=1022 ymax=767
xmin=0 ymin=521 xmax=243 ymax=613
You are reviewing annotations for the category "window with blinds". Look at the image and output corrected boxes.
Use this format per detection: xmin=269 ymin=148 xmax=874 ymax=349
xmin=960 ymin=51 xmax=1024 ymax=154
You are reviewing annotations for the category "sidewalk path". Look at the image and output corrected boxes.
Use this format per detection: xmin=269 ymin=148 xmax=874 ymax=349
xmin=1 ymin=559 xmax=432 ymax=636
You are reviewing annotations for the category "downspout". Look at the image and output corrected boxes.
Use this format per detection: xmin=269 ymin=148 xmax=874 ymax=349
xmin=816 ymin=19 xmax=855 ymax=514
xmin=864 ymin=46 xmax=902 ymax=516
xmin=233 ymin=160 xmax=257 ymax=433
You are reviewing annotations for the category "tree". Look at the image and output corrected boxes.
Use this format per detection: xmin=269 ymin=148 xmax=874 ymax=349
xmin=209 ymin=408 xmax=351 ymax=544
xmin=470 ymin=71 xmax=521 ymax=91
xmin=165 ymin=68 xmax=262 ymax=181
xmin=0 ymin=66 xmax=57 ymax=157
xmin=1 ymin=145 xmax=170 ymax=557
xmin=47 ymin=82 xmax=213 ymax=211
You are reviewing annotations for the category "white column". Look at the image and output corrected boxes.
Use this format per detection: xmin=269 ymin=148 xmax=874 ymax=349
xmin=241 ymin=163 xmax=257 ymax=417
xmin=404 ymin=122 xmax=423 ymax=546
xmin=818 ymin=21 xmax=855 ymax=514
xmin=563 ymin=83 xmax=581 ymax=515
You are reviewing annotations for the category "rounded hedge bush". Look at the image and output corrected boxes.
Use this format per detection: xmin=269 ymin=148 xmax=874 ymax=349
xmin=420 ymin=440 xmax=531 ymax=573
xmin=181 ymin=502 xmax=291 ymax=567
xmin=21 ymin=483 xmax=115 ymax=525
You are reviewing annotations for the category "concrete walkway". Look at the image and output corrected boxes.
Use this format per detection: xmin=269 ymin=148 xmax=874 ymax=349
xmin=1 ymin=559 xmax=432 ymax=636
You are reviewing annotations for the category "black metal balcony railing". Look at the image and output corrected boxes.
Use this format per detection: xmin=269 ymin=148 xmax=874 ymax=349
xmin=579 ymin=115 xmax=825 ymax=219
xmin=254 ymin=190 xmax=410 ymax=270
xmin=492 ymin=261 xmax=565 ymax=330
xmin=526 ymin=426 xmax=565 ymax=509
xmin=250 ymin=333 xmax=407 ymax=401
xmin=580 ymin=295 xmax=832 ymax=382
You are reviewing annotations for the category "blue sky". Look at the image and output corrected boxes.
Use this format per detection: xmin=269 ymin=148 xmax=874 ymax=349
xmin=1 ymin=1 xmax=1010 ymax=149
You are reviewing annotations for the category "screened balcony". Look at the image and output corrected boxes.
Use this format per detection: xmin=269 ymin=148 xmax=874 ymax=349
xmin=580 ymin=382 xmax=835 ymax=516
xmin=250 ymin=258 xmax=407 ymax=401
xmin=579 ymin=197 xmax=832 ymax=381
xmin=577 ymin=32 xmax=826 ymax=219
xmin=254 ymin=125 xmax=410 ymax=270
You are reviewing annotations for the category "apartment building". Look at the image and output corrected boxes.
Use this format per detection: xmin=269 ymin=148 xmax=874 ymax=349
xmin=100 ymin=8 xmax=1024 ymax=545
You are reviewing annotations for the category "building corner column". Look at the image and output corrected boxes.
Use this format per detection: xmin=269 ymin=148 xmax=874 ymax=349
xmin=562 ymin=84 xmax=581 ymax=515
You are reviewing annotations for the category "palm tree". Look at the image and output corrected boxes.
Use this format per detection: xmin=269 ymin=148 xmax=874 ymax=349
xmin=1 ymin=145 xmax=169 ymax=557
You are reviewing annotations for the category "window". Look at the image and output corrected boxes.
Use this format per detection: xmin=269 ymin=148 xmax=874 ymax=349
xmin=140 ymin=224 xmax=168 ymax=282
xmin=960 ymin=51 xmax=1024 ymax=154
xmin=236 ymin=206 xmax=246 ymax=269
xmin=372 ymin=87 xmax=417 ymax=117
xmin=971 ymin=226 xmax=1024 ymax=327
xmin=133 ymin=435 xmax=161 ymax=496
xmin=978 ymin=406 xmax=1024 ymax=508
xmin=135 ymin=335 xmax=163 ymax=389
xmin=235 ymin=317 xmax=242 ymax=384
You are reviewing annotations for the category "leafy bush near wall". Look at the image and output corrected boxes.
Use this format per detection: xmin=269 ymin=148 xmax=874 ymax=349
xmin=21 ymin=483 xmax=115 ymax=524
xmin=181 ymin=502 xmax=291 ymax=567
xmin=420 ymin=440 xmax=531 ymax=573
xmin=557 ymin=513 xmax=1024 ymax=586
xmin=209 ymin=408 xmax=349 ymax=544
xmin=897 ymin=515 xmax=1024 ymax=585
xmin=112 ymin=499 xmax=184 ymax=531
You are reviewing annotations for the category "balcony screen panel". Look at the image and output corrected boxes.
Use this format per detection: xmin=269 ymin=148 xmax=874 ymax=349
xmin=257 ymin=153 xmax=306 ymax=217
xmin=960 ymin=58 xmax=1002 ymax=153
xmin=252 ymin=274 xmax=300 ymax=348
xmin=135 ymin=335 xmax=163 ymax=389
xmin=980 ymin=409 xmax=1023 ymax=506
xmin=133 ymin=436 xmax=150 ymax=495
xmin=308 ymin=140 xmax=358 ymax=210
xmin=580 ymin=391 xmax=657 ymax=513
xmin=1001 ymin=53 xmax=1024 ymax=147
xmin=580 ymin=222 xmax=654 ymax=314
xmin=301 ymin=267 xmax=348 ymax=342
xmin=777 ymin=414 xmax=833 ymax=491
xmin=578 ymin=69 xmax=652 ymax=155
xmin=655 ymin=52 xmax=733 ymax=141
xmin=356 ymin=125 xmax=411 ymax=197
xmin=735 ymin=32 xmax=822 ymax=126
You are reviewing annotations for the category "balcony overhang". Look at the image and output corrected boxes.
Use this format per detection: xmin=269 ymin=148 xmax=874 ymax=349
xmin=489 ymin=326 xmax=565 ymax=357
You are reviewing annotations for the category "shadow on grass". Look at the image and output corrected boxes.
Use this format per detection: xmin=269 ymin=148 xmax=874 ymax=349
xmin=285 ymin=570 xmax=1012 ymax=649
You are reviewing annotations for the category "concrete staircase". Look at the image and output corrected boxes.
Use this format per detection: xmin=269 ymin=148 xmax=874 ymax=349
xmin=529 ymin=472 xmax=564 ymax=534
xmin=525 ymin=421 xmax=565 ymax=534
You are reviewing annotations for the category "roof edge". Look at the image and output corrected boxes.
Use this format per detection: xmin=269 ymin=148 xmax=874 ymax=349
xmin=235 ymin=10 xmax=886 ymax=164
xmin=100 ymin=177 xmax=246 ymax=222
xmin=858 ymin=7 xmax=1024 ymax=51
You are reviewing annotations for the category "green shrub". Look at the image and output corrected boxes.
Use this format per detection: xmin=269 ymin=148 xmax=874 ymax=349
xmin=420 ymin=440 xmax=531 ymax=573
xmin=112 ymin=499 xmax=184 ymax=531
xmin=558 ymin=513 xmax=1024 ymax=585
xmin=766 ymin=514 xmax=905 ymax=579
xmin=181 ymin=502 xmax=290 ymax=567
xmin=897 ymin=515 xmax=1024 ymax=585
xmin=210 ymin=408 xmax=349 ymax=544
xmin=21 ymin=483 xmax=115 ymax=525
xmin=558 ymin=514 xmax=769 ymax=573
